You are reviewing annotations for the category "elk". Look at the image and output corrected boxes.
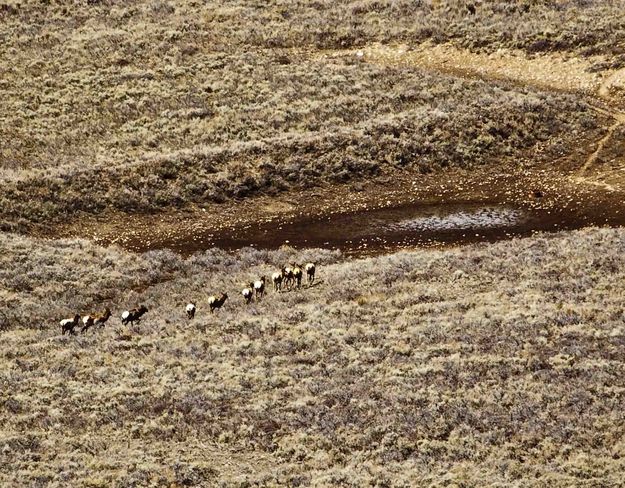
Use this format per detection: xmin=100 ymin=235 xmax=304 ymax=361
xmin=186 ymin=302 xmax=196 ymax=319
xmin=254 ymin=276 xmax=266 ymax=300
xmin=292 ymin=265 xmax=303 ymax=289
xmin=282 ymin=266 xmax=294 ymax=290
xmin=81 ymin=307 xmax=112 ymax=333
xmin=60 ymin=314 xmax=80 ymax=335
xmin=81 ymin=314 xmax=94 ymax=333
xmin=305 ymin=262 xmax=316 ymax=284
xmin=121 ymin=305 xmax=148 ymax=325
xmin=94 ymin=308 xmax=112 ymax=328
xmin=272 ymin=270 xmax=284 ymax=291
xmin=242 ymin=283 xmax=254 ymax=304
xmin=208 ymin=293 xmax=228 ymax=313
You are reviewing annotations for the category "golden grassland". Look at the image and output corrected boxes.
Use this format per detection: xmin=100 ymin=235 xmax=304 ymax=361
xmin=3 ymin=2 xmax=625 ymax=486
xmin=1 ymin=228 xmax=625 ymax=486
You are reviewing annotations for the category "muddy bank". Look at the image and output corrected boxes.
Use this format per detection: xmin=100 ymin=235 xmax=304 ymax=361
xmin=52 ymin=162 xmax=625 ymax=258
xmin=124 ymin=198 xmax=624 ymax=257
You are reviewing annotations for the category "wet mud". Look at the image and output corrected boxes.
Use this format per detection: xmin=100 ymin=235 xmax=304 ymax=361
xmin=146 ymin=200 xmax=625 ymax=257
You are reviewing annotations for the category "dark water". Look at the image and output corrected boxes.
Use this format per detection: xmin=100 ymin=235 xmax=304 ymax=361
xmin=157 ymin=201 xmax=620 ymax=256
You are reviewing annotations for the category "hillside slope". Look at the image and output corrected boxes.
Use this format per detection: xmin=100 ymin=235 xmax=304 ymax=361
xmin=1 ymin=228 xmax=625 ymax=485
xmin=1 ymin=1 xmax=618 ymax=232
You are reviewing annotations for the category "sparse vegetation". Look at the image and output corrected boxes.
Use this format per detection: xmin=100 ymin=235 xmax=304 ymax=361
xmin=3 ymin=2 xmax=625 ymax=486
xmin=1 ymin=228 xmax=625 ymax=485
xmin=0 ymin=0 xmax=613 ymax=231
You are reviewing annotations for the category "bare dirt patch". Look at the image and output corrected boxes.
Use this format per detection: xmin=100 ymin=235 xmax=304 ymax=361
xmin=326 ymin=42 xmax=608 ymax=96
xmin=53 ymin=161 xmax=625 ymax=257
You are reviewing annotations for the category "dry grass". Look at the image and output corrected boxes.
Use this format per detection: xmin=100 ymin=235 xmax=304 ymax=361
xmin=3 ymin=3 xmax=625 ymax=485
xmin=1 ymin=228 xmax=625 ymax=485
xmin=0 ymin=0 xmax=612 ymax=231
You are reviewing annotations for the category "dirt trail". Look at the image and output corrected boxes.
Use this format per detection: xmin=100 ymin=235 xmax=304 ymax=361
xmin=578 ymin=68 xmax=625 ymax=180
xmin=327 ymin=42 xmax=625 ymax=106
xmin=577 ymin=118 xmax=623 ymax=176
xmin=330 ymin=43 xmax=604 ymax=95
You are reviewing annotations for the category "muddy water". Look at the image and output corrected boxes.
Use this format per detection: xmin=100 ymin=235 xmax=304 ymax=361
xmin=156 ymin=201 xmax=621 ymax=256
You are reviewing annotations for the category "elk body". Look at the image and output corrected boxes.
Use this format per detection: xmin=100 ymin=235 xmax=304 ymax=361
xmin=60 ymin=314 xmax=81 ymax=335
xmin=208 ymin=293 xmax=228 ymax=313
xmin=121 ymin=305 xmax=148 ymax=325
xmin=81 ymin=307 xmax=112 ymax=333
xmin=282 ymin=266 xmax=294 ymax=290
xmin=186 ymin=303 xmax=196 ymax=319
xmin=305 ymin=263 xmax=316 ymax=284
xmin=292 ymin=265 xmax=303 ymax=289
xmin=272 ymin=271 xmax=283 ymax=291
xmin=242 ymin=284 xmax=254 ymax=304
xmin=254 ymin=276 xmax=266 ymax=300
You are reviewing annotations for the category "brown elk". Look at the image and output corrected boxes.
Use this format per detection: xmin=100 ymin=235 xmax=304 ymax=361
xmin=282 ymin=266 xmax=294 ymax=290
xmin=121 ymin=305 xmax=148 ymax=325
xmin=254 ymin=276 xmax=266 ymax=300
xmin=272 ymin=270 xmax=284 ymax=291
xmin=242 ymin=283 xmax=254 ymax=304
xmin=292 ymin=265 xmax=303 ymax=289
xmin=305 ymin=263 xmax=316 ymax=285
xmin=208 ymin=293 xmax=228 ymax=313
xmin=60 ymin=314 xmax=81 ymax=335
xmin=81 ymin=307 xmax=112 ymax=333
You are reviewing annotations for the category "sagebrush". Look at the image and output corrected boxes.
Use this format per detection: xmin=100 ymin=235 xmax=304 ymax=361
xmin=1 ymin=228 xmax=624 ymax=486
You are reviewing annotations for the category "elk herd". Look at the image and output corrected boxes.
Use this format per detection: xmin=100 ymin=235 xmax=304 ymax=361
xmin=272 ymin=263 xmax=315 ymax=292
xmin=59 ymin=262 xmax=317 ymax=335
xmin=61 ymin=305 xmax=146 ymax=335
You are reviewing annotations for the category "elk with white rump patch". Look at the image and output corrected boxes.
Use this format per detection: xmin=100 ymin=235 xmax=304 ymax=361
xmin=242 ymin=283 xmax=254 ymax=304
xmin=186 ymin=302 xmax=196 ymax=319
xmin=81 ymin=307 xmax=112 ymax=333
xmin=254 ymin=276 xmax=266 ymax=300
xmin=60 ymin=314 xmax=81 ymax=335
xmin=121 ymin=305 xmax=148 ymax=325
xmin=292 ymin=265 xmax=303 ymax=289
xmin=208 ymin=293 xmax=228 ymax=313
xmin=272 ymin=270 xmax=284 ymax=291
xmin=305 ymin=262 xmax=316 ymax=285
xmin=282 ymin=266 xmax=294 ymax=290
